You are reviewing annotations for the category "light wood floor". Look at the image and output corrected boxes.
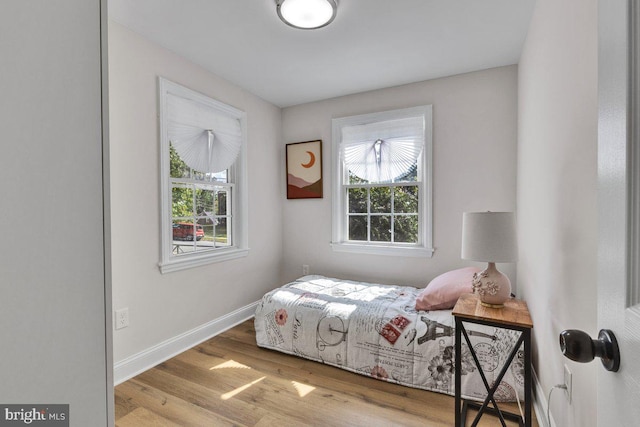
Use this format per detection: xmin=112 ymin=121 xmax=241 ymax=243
xmin=115 ymin=320 xmax=539 ymax=427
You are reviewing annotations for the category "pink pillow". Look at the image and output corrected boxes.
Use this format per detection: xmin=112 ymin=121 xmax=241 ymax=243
xmin=415 ymin=267 xmax=482 ymax=311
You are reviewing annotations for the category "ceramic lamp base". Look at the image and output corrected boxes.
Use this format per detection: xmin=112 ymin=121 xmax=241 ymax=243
xmin=480 ymin=301 xmax=507 ymax=308
xmin=471 ymin=262 xmax=512 ymax=308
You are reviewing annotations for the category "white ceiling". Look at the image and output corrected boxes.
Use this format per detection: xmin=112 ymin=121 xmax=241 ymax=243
xmin=108 ymin=0 xmax=535 ymax=108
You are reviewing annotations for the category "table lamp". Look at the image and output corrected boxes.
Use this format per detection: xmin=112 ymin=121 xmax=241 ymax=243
xmin=461 ymin=212 xmax=518 ymax=307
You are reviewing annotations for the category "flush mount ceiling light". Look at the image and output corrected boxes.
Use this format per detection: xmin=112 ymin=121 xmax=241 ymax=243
xmin=276 ymin=0 xmax=338 ymax=30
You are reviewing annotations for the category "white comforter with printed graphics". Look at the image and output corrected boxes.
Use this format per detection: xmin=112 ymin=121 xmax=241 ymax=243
xmin=254 ymin=275 xmax=525 ymax=402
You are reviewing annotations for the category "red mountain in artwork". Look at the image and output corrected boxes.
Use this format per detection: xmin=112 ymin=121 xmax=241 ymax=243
xmin=287 ymin=174 xmax=312 ymax=189
xmin=287 ymin=174 xmax=322 ymax=198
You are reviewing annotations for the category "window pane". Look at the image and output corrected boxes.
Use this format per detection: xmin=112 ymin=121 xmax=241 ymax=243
xmin=173 ymin=239 xmax=196 ymax=254
xmin=370 ymin=187 xmax=391 ymax=213
xmin=195 ymin=187 xmax=214 ymax=216
xmin=169 ymin=143 xmax=191 ymax=179
xmin=395 ymin=215 xmax=419 ymax=243
xmin=348 ymin=171 xmax=369 ymax=185
xmin=348 ymin=188 xmax=367 ymax=213
xmin=348 ymin=215 xmax=367 ymax=241
xmin=192 ymin=170 xmax=207 ymax=181
xmin=371 ymin=215 xmax=391 ymax=242
xmin=210 ymin=170 xmax=228 ymax=183
xmin=171 ymin=222 xmax=201 ymax=243
xmin=393 ymin=163 xmax=418 ymax=183
xmin=172 ymin=185 xmax=193 ymax=218
xmin=215 ymin=217 xmax=231 ymax=246
xmin=216 ymin=190 xmax=228 ymax=215
xmin=200 ymin=223 xmax=214 ymax=243
xmin=395 ymin=186 xmax=418 ymax=213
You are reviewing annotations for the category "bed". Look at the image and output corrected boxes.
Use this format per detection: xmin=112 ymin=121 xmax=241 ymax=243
xmin=254 ymin=275 xmax=525 ymax=402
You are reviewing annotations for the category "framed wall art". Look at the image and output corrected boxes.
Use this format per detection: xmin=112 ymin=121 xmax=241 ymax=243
xmin=286 ymin=140 xmax=323 ymax=199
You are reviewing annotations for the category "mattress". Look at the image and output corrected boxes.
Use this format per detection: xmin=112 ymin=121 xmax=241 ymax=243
xmin=254 ymin=275 xmax=525 ymax=402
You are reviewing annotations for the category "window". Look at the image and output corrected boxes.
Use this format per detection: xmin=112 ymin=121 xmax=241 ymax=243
xmin=331 ymin=106 xmax=433 ymax=257
xmin=159 ymin=78 xmax=248 ymax=273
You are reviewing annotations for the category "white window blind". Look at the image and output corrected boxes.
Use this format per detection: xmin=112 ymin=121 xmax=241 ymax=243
xmin=167 ymin=94 xmax=242 ymax=174
xmin=341 ymin=116 xmax=424 ymax=183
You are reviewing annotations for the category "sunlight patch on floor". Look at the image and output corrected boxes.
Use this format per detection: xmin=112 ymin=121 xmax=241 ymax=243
xmin=210 ymin=359 xmax=252 ymax=371
xmin=221 ymin=376 xmax=266 ymax=400
xmin=291 ymin=381 xmax=316 ymax=397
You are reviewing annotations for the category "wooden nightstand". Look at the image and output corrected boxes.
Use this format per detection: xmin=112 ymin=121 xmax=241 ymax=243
xmin=452 ymin=293 xmax=533 ymax=427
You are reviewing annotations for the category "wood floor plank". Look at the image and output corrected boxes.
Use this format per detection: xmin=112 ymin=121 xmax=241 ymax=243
xmin=203 ymin=330 xmax=439 ymax=400
xmin=180 ymin=341 xmax=446 ymax=422
xmin=114 ymin=388 xmax=139 ymax=420
xmin=116 ymin=407 xmax=182 ymax=427
xmin=254 ymin=412 xmax=314 ymax=427
xmin=196 ymin=332 xmax=455 ymax=417
xmin=157 ymin=353 xmax=429 ymax=427
xmin=134 ymin=365 xmax=266 ymax=426
xmin=117 ymin=379 xmax=239 ymax=426
xmin=115 ymin=319 xmax=539 ymax=427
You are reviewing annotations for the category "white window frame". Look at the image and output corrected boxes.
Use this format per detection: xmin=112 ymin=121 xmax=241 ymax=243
xmin=158 ymin=78 xmax=249 ymax=273
xmin=331 ymin=105 xmax=434 ymax=257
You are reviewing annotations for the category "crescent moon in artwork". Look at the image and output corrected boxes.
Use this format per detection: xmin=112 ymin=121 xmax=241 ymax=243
xmin=301 ymin=151 xmax=316 ymax=168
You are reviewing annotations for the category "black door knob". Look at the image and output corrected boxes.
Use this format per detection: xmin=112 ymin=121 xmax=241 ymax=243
xmin=559 ymin=329 xmax=620 ymax=372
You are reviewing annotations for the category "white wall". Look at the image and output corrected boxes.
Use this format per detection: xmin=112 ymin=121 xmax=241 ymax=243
xmin=109 ymin=22 xmax=283 ymax=364
xmin=281 ymin=66 xmax=518 ymax=288
xmin=0 ymin=1 xmax=112 ymax=425
xmin=517 ymin=0 xmax=598 ymax=425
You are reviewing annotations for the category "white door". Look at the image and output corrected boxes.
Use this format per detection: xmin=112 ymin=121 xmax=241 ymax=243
xmin=598 ymin=1 xmax=640 ymax=425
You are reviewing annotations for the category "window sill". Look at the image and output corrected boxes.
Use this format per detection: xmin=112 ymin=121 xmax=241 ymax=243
xmin=159 ymin=247 xmax=249 ymax=274
xmin=330 ymin=242 xmax=434 ymax=258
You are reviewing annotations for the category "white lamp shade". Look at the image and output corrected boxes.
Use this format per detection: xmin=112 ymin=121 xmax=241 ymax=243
xmin=461 ymin=212 xmax=518 ymax=263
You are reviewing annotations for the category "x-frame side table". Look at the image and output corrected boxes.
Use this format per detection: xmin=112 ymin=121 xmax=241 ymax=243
xmin=453 ymin=293 xmax=533 ymax=427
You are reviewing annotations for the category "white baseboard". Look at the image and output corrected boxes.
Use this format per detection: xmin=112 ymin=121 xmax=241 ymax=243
xmin=533 ymin=367 xmax=552 ymax=427
xmin=113 ymin=301 xmax=258 ymax=385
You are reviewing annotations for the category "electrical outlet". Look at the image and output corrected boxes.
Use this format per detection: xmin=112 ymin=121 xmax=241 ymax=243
xmin=564 ymin=364 xmax=572 ymax=404
xmin=115 ymin=308 xmax=129 ymax=330
xmin=302 ymin=264 xmax=310 ymax=275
